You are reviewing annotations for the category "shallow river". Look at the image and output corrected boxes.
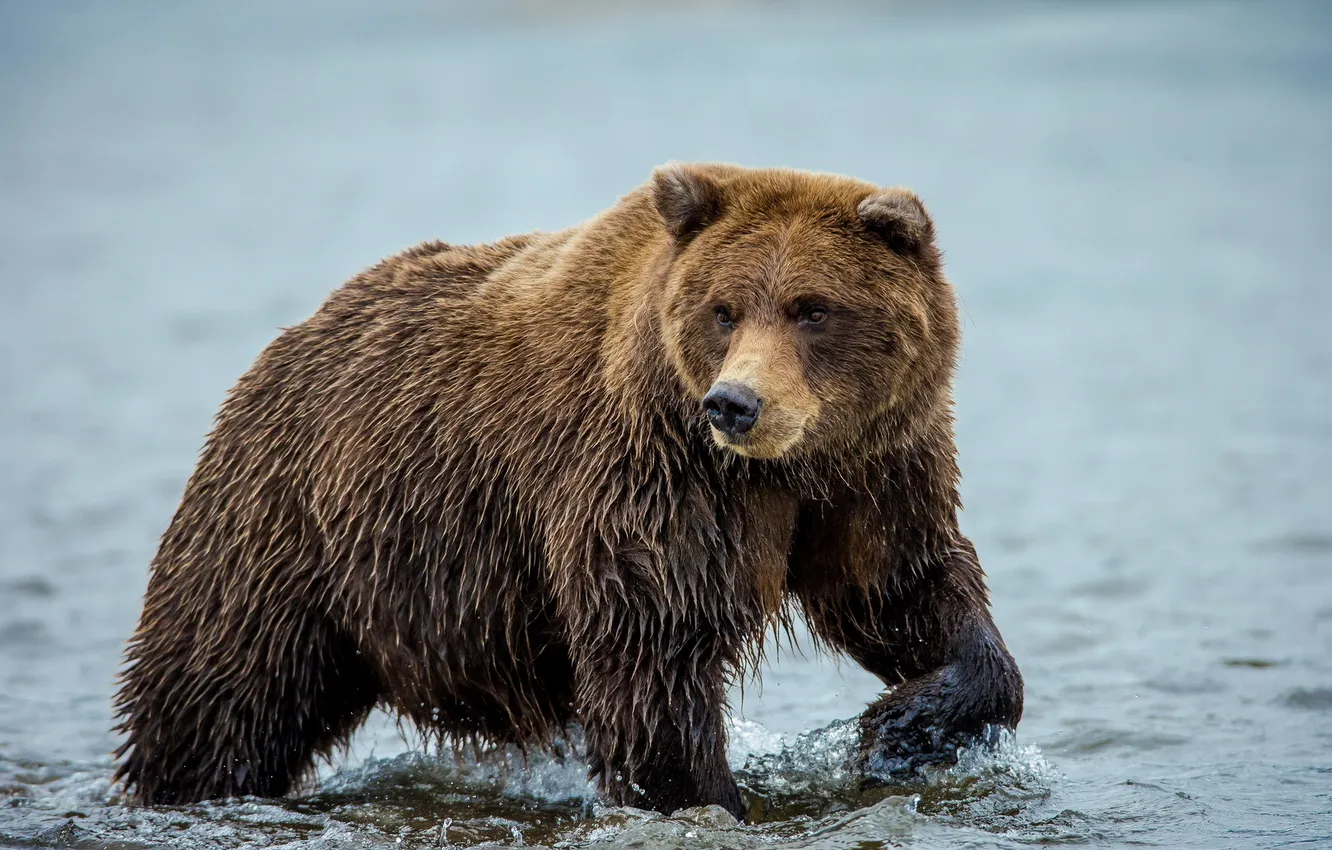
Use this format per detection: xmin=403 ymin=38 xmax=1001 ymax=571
xmin=1 ymin=1 xmax=1330 ymax=847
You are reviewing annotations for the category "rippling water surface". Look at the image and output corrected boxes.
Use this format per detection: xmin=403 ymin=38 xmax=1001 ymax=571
xmin=3 ymin=720 xmax=1065 ymax=849
xmin=2 ymin=1 xmax=1330 ymax=847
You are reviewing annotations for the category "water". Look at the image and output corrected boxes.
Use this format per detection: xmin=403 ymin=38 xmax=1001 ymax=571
xmin=1 ymin=721 xmax=1058 ymax=848
xmin=2 ymin=1 xmax=1330 ymax=847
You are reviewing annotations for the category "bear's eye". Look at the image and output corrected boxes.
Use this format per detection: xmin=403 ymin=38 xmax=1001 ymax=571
xmin=799 ymin=306 xmax=829 ymax=327
xmin=715 ymin=306 xmax=735 ymax=329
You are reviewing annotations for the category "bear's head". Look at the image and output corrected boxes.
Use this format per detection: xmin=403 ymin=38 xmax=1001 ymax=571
xmin=653 ymin=163 xmax=960 ymax=460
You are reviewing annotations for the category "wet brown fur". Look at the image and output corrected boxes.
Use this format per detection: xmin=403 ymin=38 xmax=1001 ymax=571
xmin=114 ymin=163 xmax=1022 ymax=817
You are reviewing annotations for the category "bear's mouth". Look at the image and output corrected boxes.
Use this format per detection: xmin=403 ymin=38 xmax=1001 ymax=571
xmin=710 ymin=429 xmax=755 ymax=456
xmin=708 ymin=423 xmax=805 ymax=460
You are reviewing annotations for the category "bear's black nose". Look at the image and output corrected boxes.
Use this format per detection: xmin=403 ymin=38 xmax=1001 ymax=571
xmin=702 ymin=382 xmax=762 ymax=438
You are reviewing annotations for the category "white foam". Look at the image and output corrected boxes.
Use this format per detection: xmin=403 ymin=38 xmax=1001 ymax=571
xmin=731 ymin=716 xmax=861 ymax=798
xmin=318 ymin=737 xmax=596 ymax=807
xmin=946 ymin=728 xmax=1059 ymax=790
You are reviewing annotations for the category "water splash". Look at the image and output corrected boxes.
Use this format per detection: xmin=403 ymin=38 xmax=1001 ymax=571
xmin=914 ymin=730 xmax=1067 ymax=841
xmin=317 ymin=738 xmax=597 ymax=808
xmin=732 ymin=717 xmax=864 ymax=815
xmin=0 ymin=720 xmax=1056 ymax=848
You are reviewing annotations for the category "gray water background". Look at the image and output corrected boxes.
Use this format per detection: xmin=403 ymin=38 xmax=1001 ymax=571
xmin=1 ymin=1 xmax=1330 ymax=847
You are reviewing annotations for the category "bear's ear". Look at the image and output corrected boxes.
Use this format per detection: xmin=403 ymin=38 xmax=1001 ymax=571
xmin=858 ymin=190 xmax=935 ymax=255
xmin=652 ymin=163 xmax=724 ymax=242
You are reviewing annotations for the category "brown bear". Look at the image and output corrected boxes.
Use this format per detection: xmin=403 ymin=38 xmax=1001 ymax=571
xmin=113 ymin=163 xmax=1022 ymax=819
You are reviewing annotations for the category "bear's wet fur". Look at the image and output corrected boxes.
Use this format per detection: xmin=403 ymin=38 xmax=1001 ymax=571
xmin=114 ymin=163 xmax=1022 ymax=817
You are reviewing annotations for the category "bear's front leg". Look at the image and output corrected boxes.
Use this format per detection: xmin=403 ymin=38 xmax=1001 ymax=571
xmin=567 ymin=610 xmax=746 ymax=820
xmin=855 ymin=620 xmax=1022 ymax=780
xmin=798 ymin=538 xmax=1023 ymax=781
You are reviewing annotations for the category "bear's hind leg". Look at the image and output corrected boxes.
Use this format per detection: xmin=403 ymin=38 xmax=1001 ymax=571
xmin=115 ymin=601 xmax=381 ymax=804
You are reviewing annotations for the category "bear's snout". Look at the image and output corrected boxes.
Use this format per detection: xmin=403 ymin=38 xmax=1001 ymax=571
xmin=702 ymin=381 xmax=762 ymax=438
